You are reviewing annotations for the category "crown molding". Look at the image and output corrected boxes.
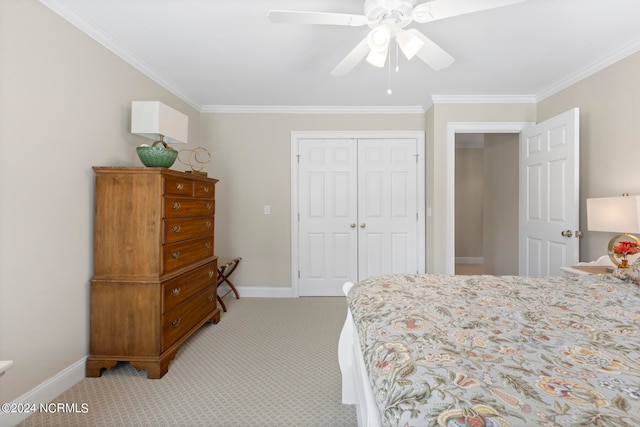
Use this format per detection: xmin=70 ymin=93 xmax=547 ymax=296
xmin=38 ymin=0 xmax=202 ymax=111
xmin=431 ymin=94 xmax=537 ymax=104
xmin=536 ymin=37 xmax=640 ymax=102
xmin=200 ymin=105 xmax=427 ymax=114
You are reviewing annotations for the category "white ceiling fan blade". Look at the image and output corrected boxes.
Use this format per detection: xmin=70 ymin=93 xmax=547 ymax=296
xmin=267 ymin=10 xmax=367 ymax=26
xmin=413 ymin=0 xmax=526 ymax=23
xmin=412 ymin=30 xmax=455 ymax=70
xmin=331 ymin=38 xmax=370 ymax=76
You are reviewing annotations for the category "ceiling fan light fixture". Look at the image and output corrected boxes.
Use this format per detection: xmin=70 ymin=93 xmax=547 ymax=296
xmin=367 ymin=24 xmax=391 ymax=52
xmin=377 ymin=0 xmax=404 ymax=10
xmin=366 ymin=48 xmax=388 ymax=67
xmin=397 ymin=29 xmax=424 ymax=60
xmin=411 ymin=4 xmax=433 ymax=23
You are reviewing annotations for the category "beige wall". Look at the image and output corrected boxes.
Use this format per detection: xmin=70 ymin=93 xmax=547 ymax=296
xmin=200 ymin=114 xmax=426 ymax=287
xmin=455 ymin=147 xmax=484 ymax=258
xmin=0 ymin=1 xmax=201 ymax=404
xmin=483 ymin=134 xmax=519 ymax=275
xmin=537 ymin=51 xmax=640 ymax=262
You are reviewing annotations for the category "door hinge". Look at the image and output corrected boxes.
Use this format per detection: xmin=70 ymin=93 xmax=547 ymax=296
xmin=298 ymin=270 xmax=300 ymax=278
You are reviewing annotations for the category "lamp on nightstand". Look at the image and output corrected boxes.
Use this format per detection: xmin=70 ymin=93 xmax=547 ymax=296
xmin=587 ymin=194 xmax=640 ymax=268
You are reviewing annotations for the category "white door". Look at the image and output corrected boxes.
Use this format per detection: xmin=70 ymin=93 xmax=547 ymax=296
xmin=519 ymin=108 xmax=580 ymax=276
xmin=358 ymin=139 xmax=418 ymax=281
xmin=297 ymin=137 xmax=421 ymax=296
xmin=298 ymin=139 xmax=358 ymax=296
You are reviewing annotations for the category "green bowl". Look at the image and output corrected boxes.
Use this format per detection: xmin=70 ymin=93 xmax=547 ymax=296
xmin=136 ymin=146 xmax=178 ymax=168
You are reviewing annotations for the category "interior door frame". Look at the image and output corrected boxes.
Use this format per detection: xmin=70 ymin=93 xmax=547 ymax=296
xmin=291 ymin=131 xmax=426 ymax=297
xmin=445 ymin=122 xmax=533 ymax=274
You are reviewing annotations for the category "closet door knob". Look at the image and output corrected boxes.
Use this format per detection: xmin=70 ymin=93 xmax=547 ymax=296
xmin=360 ymin=223 xmax=366 ymax=228
xmin=350 ymin=223 xmax=356 ymax=228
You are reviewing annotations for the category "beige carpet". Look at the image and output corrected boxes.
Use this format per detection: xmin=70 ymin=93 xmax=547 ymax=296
xmin=455 ymin=263 xmax=484 ymax=275
xmin=19 ymin=297 xmax=357 ymax=427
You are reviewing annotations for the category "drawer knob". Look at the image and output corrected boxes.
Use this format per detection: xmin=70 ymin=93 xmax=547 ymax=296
xmin=208 ymin=270 xmax=214 ymax=278
xmin=171 ymin=251 xmax=181 ymax=259
xmin=171 ymin=225 xmax=181 ymax=233
xmin=204 ymin=242 xmax=211 ymax=249
xmin=171 ymin=318 xmax=181 ymax=328
xmin=208 ymin=293 xmax=214 ymax=302
xmin=204 ymin=221 xmax=212 ymax=228
xmin=176 ymin=183 xmax=184 ymax=190
xmin=171 ymin=287 xmax=181 ymax=296
xmin=205 ymin=202 xmax=212 ymax=210
xmin=202 ymin=186 xmax=209 ymax=193
xmin=172 ymin=202 xmax=181 ymax=211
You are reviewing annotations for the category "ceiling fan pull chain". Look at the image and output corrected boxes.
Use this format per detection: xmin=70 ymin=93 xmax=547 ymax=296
xmin=387 ymin=48 xmax=392 ymax=95
xmin=395 ymin=42 xmax=400 ymax=73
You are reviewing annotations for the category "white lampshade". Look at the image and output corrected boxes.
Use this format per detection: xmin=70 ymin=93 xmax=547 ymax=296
xmin=587 ymin=195 xmax=640 ymax=233
xmin=131 ymin=101 xmax=188 ymax=146
xmin=367 ymin=25 xmax=391 ymax=53
xmin=397 ymin=29 xmax=424 ymax=60
xmin=366 ymin=48 xmax=388 ymax=67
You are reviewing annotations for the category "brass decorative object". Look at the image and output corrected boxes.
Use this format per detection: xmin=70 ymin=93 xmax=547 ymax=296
xmin=178 ymin=147 xmax=211 ymax=176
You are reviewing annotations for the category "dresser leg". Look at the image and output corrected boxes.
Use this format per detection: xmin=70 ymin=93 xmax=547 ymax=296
xmin=210 ymin=307 xmax=221 ymax=324
xmin=130 ymin=361 xmax=167 ymax=379
xmin=86 ymin=359 xmax=117 ymax=377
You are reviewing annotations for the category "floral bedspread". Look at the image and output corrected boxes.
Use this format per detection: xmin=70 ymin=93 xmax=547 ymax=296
xmin=347 ymin=274 xmax=640 ymax=426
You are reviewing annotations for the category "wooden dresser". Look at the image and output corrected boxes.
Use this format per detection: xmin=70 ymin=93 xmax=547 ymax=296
xmin=87 ymin=167 xmax=220 ymax=379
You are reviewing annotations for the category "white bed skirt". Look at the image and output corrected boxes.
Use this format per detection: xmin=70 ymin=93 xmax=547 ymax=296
xmin=338 ymin=282 xmax=382 ymax=427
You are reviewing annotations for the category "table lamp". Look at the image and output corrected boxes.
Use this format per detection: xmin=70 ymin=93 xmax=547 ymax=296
xmin=131 ymin=101 xmax=188 ymax=168
xmin=586 ymin=194 xmax=640 ymax=268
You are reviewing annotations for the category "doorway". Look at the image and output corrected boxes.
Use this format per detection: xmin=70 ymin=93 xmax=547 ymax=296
xmin=454 ymin=133 xmax=519 ymax=275
xmin=446 ymin=121 xmax=532 ymax=275
xmin=447 ymin=110 xmax=579 ymax=276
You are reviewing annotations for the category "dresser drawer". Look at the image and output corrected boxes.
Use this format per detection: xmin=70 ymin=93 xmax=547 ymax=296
xmin=163 ymin=216 xmax=214 ymax=244
xmin=162 ymin=285 xmax=216 ymax=351
xmin=163 ymin=236 xmax=214 ymax=274
xmin=164 ymin=175 xmax=194 ymax=196
xmin=162 ymin=260 xmax=217 ymax=312
xmin=164 ymin=197 xmax=215 ymax=218
xmin=195 ymin=182 xmax=215 ymax=198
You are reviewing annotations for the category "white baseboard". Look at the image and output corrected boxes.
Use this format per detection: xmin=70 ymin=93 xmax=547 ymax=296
xmin=231 ymin=286 xmax=296 ymax=298
xmin=455 ymin=257 xmax=484 ymax=265
xmin=0 ymin=357 xmax=86 ymax=427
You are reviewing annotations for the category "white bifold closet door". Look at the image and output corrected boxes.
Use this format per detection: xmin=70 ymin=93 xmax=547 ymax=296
xmin=298 ymin=138 xmax=419 ymax=296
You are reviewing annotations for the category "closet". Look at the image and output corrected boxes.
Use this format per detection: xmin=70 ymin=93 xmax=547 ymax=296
xmin=294 ymin=134 xmax=425 ymax=296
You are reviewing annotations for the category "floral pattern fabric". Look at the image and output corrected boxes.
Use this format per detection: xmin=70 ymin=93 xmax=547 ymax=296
xmin=347 ymin=273 xmax=640 ymax=426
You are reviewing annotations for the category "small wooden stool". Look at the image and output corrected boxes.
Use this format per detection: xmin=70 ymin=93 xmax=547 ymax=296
xmin=216 ymin=257 xmax=241 ymax=312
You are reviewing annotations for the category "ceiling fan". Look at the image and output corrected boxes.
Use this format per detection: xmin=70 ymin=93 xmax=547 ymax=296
xmin=267 ymin=0 xmax=526 ymax=76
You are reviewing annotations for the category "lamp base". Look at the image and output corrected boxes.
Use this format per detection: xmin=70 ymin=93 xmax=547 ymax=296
xmin=607 ymin=233 xmax=640 ymax=268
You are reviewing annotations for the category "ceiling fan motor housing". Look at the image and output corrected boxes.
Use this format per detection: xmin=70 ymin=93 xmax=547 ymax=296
xmin=364 ymin=0 xmax=416 ymax=32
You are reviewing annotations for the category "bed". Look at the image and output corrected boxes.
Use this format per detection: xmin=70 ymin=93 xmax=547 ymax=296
xmin=338 ymin=273 xmax=640 ymax=426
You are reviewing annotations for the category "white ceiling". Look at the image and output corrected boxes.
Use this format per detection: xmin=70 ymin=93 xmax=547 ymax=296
xmin=41 ymin=0 xmax=640 ymax=112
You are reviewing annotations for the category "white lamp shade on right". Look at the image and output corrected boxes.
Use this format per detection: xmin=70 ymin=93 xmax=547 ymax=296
xmin=586 ymin=195 xmax=640 ymax=233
